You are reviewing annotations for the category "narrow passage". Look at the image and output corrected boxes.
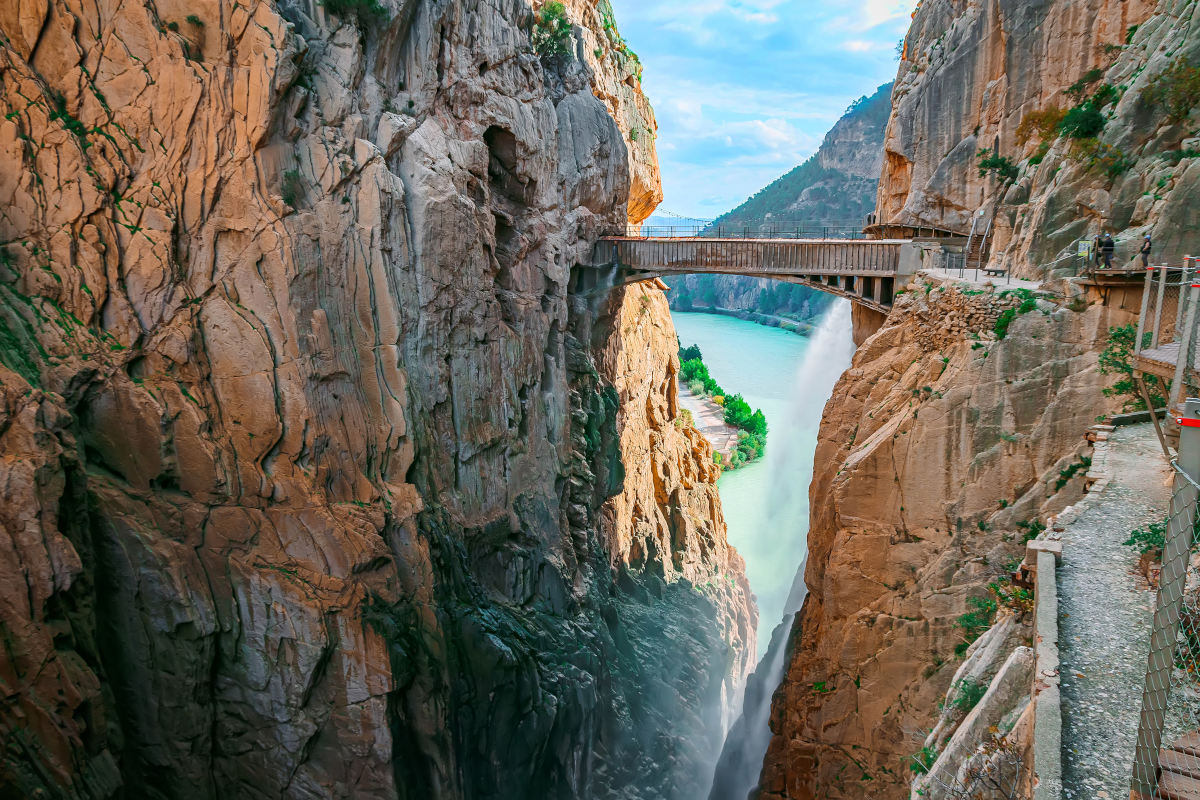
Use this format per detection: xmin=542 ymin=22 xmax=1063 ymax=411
xmin=1059 ymin=424 xmax=1171 ymax=798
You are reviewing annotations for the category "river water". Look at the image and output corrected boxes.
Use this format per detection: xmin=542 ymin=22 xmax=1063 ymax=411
xmin=672 ymin=303 xmax=856 ymax=799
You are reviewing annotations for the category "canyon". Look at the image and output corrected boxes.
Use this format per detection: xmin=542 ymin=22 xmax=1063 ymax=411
xmin=3 ymin=0 xmax=1199 ymax=798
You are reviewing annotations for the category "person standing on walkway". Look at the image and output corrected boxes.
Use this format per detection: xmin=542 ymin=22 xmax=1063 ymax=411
xmin=1140 ymin=234 xmax=1152 ymax=268
xmin=1102 ymin=232 xmax=1116 ymax=268
xmin=1093 ymin=232 xmax=1104 ymax=267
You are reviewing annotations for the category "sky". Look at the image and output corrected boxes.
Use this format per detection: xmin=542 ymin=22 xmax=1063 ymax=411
xmin=607 ymin=0 xmax=917 ymax=220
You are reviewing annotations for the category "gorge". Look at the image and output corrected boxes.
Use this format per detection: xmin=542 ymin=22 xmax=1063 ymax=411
xmin=3 ymin=0 xmax=1200 ymax=798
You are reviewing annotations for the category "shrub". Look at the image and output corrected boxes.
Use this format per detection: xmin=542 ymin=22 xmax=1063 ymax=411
xmin=688 ymin=379 xmax=705 ymax=396
xmin=950 ymin=677 xmax=988 ymax=713
xmin=1142 ymin=57 xmax=1200 ymax=123
xmin=1071 ymin=138 xmax=1134 ymax=178
xmin=1058 ymin=103 xmax=1106 ymax=139
xmin=712 ymin=395 xmax=725 ymax=407
xmin=910 ymin=745 xmax=938 ymax=775
xmin=989 ymin=577 xmax=1034 ymax=614
xmin=1028 ymin=141 xmax=1051 ymax=166
xmin=977 ymin=149 xmax=1019 ymax=182
xmin=185 ymin=14 xmax=204 ymax=26
xmin=323 ymin=0 xmax=390 ymax=25
xmin=1016 ymin=106 xmax=1066 ymax=144
xmin=1065 ymin=69 xmax=1105 ymax=102
xmin=1124 ymin=519 xmax=1167 ymax=555
xmin=956 ymin=595 xmax=998 ymax=650
xmin=1092 ymin=83 xmax=1120 ymax=108
xmin=678 ymin=343 xmax=703 ymax=363
xmin=1099 ymin=323 xmax=1167 ymax=411
xmin=533 ymin=1 xmax=573 ymax=58
xmin=1017 ymin=519 xmax=1047 ymax=543
xmin=1126 ymin=24 xmax=1140 ymax=44
xmin=281 ymin=169 xmax=304 ymax=207
xmin=674 ymin=408 xmax=694 ymax=429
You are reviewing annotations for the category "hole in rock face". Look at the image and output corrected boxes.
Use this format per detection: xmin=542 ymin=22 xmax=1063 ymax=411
xmin=484 ymin=126 xmax=534 ymax=204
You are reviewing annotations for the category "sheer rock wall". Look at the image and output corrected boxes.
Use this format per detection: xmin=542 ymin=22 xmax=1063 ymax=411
xmin=0 ymin=1 xmax=748 ymax=798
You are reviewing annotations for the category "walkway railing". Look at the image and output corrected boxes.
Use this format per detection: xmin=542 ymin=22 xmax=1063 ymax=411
xmin=624 ymin=225 xmax=871 ymax=240
xmin=1130 ymin=399 xmax=1200 ymax=799
xmin=1134 ymin=259 xmax=1200 ymax=411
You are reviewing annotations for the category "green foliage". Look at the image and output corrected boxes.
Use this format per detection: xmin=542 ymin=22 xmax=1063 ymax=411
xmin=956 ymin=595 xmax=998 ymax=650
xmin=992 ymin=291 xmax=1039 ymax=340
xmin=723 ymin=394 xmax=767 ymax=437
xmin=1092 ymin=83 xmax=1120 ymax=108
xmin=680 ymin=358 xmax=722 ymax=397
xmin=1055 ymin=457 xmax=1091 ymax=490
xmin=1124 ymin=519 xmax=1166 ymax=555
xmin=533 ymin=1 xmax=573 ymax=59
xmin=186 ymin=14 xmax=204 ymax=26
xmin=323 ymin=0 xmax=390 ymax=25
xmin=950 ymin=677 xmax=988 ymax=713
xmin=1126 ymin=25 xmax=1140 ymax=44
xmin=674 ymin=408 xmax=694 ymax=429
xmin=47 ymin=91 xmax=90 ymax=147
xmin=678 ymin=343 xmax=703 ymax=363
xmin=1058 ymin=103 xmax=1106 ymax=139
xmin=687 ymin=379 xmax=705 ymax=396
xmin=281 ymin=169 xmax=304 ymax=207
xmin=977 ymin=149 xmax=1018 ymax=182
xmin=1017 ymin=519 xmax=1047 ymax=544
xmin=1142 ymin=57 xmax=1200 ymax=123
xmin=1065 ymin=69 xmax=1105 ymax=102
xmin=1070 ymin=138 xmax=1134 ymax=179
xmin=993 ymin=308 xmax=1017 ymax=340
xmin=680 ymin=355 xmax=768 ymax=468
xmin=910 ymin=745 xmax=938 ymax=775
xmin=1099 ymin=324 xmax=1166 ymax=411
xmin=989 ymin=577 xmax=1033 ymax=614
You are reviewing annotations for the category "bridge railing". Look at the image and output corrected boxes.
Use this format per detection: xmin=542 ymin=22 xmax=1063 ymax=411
xmin=594 ymin=238 xmax=904 ymax=276
xmin=623 ymin=225 xmax=872 ymax=240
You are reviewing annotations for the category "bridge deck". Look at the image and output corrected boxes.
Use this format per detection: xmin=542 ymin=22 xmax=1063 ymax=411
xmin=595 ymin=237 xmax=907 ymax=277
xmin=592 ymin=236 xmax=915 ymax=312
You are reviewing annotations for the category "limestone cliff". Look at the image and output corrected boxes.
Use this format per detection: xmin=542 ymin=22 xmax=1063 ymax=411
xmin=876 ymin=0 xmax=1200 ymax=275
xmin=754 ymin=277 xmax=1131 ymax=799
xmin=0 ymin=1 xmax=749 ymax=799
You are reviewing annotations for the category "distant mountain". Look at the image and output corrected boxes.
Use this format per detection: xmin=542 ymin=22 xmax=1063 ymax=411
xmin=710 ymin=82 xmax=892 ymax=232
xmin=667 ymin=83 xmax=892 ymax=330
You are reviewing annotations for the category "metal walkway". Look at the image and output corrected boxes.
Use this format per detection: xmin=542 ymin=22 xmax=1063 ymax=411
xmin=591 ymin=236 xmax=918 ymax=312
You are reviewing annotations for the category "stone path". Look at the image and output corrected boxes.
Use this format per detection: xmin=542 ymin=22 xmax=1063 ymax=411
xmin=922 ymin=266 xmax=1044 ymax=292
xmin=1058 ymin=424 xmax=1172 ymax=799
xmin=677 ymin=384 xmax=739 ymax=461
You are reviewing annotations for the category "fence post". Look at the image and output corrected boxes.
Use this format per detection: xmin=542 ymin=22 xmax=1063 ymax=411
xmin=1152 ymin=265 xmax=1170 ymax=349
xmin=1135 ymin=267 xmax=1155 ymax=361
xmin=1130 ymin=398 xmax=1200 ymax=798
xmin=1171 ymin=283 xmax=1200 ymax=412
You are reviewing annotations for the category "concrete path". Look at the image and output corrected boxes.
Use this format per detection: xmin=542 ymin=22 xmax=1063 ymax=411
xmin=1058 ymin=424 xmax=1172 ymax=799
xmin=921 ymin=267 xmax=1044 ymax=292
xmin=677 ymin=384 xmax=739 ymax=462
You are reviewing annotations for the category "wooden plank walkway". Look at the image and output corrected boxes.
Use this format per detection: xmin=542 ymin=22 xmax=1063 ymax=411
xmin=1159 ymin=733 xmax=1200 ymax=798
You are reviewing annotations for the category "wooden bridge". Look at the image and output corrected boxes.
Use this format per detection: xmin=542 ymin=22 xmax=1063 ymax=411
xmin=590 ymin=236 xmax=921 ymax=313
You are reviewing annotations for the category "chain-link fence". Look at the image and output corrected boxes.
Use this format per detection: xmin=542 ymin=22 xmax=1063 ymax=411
xmin=1130 ymin=402 xmax=1200 ymax=799
xmin=1135 ymin=260 xmax=1200 ymax=414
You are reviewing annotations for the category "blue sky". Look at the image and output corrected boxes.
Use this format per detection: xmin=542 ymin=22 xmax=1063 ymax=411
xmin=607 ymin=0 xmax=916 ymax=219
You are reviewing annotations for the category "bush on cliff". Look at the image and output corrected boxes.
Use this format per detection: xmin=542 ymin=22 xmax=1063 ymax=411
xmin=1099 ymin=323 xmax=1166 ymax=411
xmin=1143 ymin=57 xmax=1200 ymax=123
xmin=1058 ymin=102 xmax=1106 ymax=139
xmin=322 ymin=0 xmax=390 ymax=26
xmin=533 ymin=2 xmax=573 ymax=59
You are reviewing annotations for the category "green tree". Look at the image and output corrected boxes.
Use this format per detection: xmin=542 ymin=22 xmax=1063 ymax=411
xmin=1143 ymin=57 xmax=1200 ymax=123
xmin=1099 ymin=324 xmax=1165 ymax=411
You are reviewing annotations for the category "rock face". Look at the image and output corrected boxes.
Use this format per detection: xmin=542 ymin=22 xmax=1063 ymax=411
xmin=875 ymin=0 xmax=1200 ymax=276
xmin=0 ymin=1 xmax=750 ymax=799
xmin=754 ymin=277 xmax=1132 ymax=799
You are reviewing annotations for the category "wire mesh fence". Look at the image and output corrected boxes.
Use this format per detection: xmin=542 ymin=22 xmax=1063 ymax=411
xmin=1130 ymin=417 xmax=1200 ymax=799
xmin=620 ymin=224 xmax=873 ymax=240
xmin=1135 ymin=259 xmax=1200 ymax=412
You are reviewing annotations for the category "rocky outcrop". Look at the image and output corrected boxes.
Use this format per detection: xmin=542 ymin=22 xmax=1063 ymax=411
xmin=754 ymin=276 xmax=1132 ymax=799
xmin=875 ymin=0 xmax=1200 ymax=276
xmin=0 ymin=1 xmax=749 ymax=798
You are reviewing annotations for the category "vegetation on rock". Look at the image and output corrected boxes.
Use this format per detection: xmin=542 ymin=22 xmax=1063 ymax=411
xmin=1142 ymin=57 xmax=1200 ymax=123
xmin=533 ymin=2 xmax=573 ymax=59
xmin=1099 ymin=323 xmax=1166 ymax=411
xmin=322 ymin=0 xmax=390 ymax=26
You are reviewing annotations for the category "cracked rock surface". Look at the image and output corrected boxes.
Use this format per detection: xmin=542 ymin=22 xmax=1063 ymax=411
xmin=0 ymin=1 xmax=752 ymax=798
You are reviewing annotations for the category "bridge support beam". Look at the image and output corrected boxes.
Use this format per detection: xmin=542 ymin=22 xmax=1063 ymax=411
xmin=852 ymin=304 xmax=887 ymax=347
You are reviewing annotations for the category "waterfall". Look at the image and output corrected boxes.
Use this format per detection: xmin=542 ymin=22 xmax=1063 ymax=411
xmin=707 ymin=300 xmax=856 ymax=800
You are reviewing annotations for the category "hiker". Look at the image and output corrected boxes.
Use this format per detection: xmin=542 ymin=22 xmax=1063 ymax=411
xmin=1101 ymin=232 xmax=1116 ymax=268
xmin=1092 ymin=232 xmax=1103 ymax=267
xmin=1140 ymin=234 xmax=1153 ymax=268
